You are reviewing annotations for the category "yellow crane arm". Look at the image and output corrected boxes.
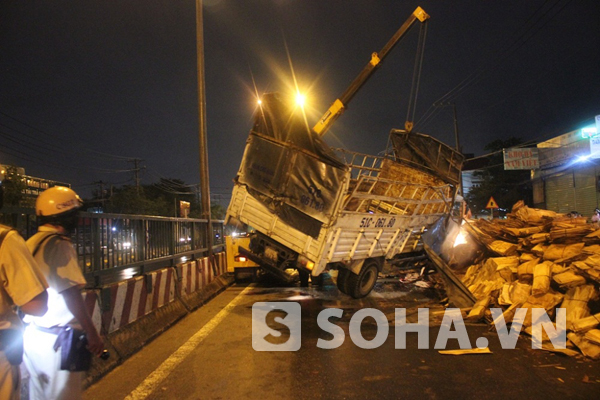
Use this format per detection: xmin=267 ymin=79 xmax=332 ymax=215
xmin=312 ymin=6 xmax=429 ymax=137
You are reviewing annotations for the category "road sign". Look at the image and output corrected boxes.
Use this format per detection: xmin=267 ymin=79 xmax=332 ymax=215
xmin=485 ymin=197 xmax=498 ymax=209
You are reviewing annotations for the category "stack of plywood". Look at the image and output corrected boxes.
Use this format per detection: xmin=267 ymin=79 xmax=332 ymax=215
xmin=458 ymin=201 xmax=600 ymax=359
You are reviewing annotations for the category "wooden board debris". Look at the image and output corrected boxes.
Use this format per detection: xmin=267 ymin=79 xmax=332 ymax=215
xmin=446 ymin=202 xmax=600 ymax=359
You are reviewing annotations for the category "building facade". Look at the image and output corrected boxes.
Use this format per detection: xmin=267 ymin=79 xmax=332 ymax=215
xmin=532 ymin=126 xmax=600 ymax=217
xmin=1 ymin=164 xmax=70 ymax=236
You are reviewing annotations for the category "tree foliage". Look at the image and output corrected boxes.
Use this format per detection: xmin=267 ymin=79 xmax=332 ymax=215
xmin=1 ymin=166 xmax=27 ymax=206
xmin=465 ymin=137 xmax=533 ymax=215
xmin=98 ymin=178 xmax=225 ymax=219
xmin=104 ymin=186 xmax=172 ymax=216
xmin=210 ymin=203 xmax=226 ymax=220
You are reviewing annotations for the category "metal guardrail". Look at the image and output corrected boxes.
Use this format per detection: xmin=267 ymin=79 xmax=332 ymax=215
xmin=75 ymin=212 xmax=225 ymax=285
xmin=0 ymin=208 xmax=225 ymax=286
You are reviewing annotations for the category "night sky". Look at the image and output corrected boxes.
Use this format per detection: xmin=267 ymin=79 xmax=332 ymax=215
xmin=1 ymin=0 xmax=599 ymax=205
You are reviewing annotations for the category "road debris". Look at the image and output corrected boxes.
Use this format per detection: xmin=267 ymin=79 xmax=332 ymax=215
xmin=438 ymin=347 xmax=492 ymax=355
xmin=448 ymin=201 xmax=600 ymax=360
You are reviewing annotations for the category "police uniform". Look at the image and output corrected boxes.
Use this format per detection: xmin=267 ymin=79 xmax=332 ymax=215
xmin=0 ymin=228 xmax=48 ymax=400
xmin=23 ymin=226 xmax=87 ymax=400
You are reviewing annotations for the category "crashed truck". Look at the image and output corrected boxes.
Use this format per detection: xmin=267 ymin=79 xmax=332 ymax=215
xmin=225 ymin=7 xmax=464 ymax=298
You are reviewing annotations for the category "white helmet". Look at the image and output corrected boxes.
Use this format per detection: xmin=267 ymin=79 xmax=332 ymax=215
xmin=36 ymin=186 xmax=83 ymax=217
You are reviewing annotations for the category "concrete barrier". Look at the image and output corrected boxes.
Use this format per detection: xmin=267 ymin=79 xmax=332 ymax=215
xmin=175 ymin=252 xmax=228 ymax=310
xmin=84 ymin=251 xmax=232 ymax=387
xmin=82 ymin=289 xmax=102 ymax=333
xmin=100 ymin=267 xmax=178 ymax=335
xmin=177 ymin=260 xmax=203 ymax=296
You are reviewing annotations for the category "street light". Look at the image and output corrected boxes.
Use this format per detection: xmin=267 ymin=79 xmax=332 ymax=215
xmin=295 ymin=93 xmax=306 ymax=108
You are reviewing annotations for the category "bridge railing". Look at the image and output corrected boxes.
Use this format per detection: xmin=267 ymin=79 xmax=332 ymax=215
xmin=74 ymin=212 xmax=224 ymax=285
xmin=1 ymin=209 xmax=225 ymax=286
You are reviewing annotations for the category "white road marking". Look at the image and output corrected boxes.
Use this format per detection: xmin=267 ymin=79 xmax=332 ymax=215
xmin=125 ymin=285 xmax=254 ymax=399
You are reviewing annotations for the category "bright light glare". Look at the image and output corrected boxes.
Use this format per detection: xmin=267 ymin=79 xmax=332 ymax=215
xmin=577 ymin=154 xmax=591 ymax=163
xmin=453 ymin=230 xmax=467 ymax=248
xmin=295 ymin=93 xmax=306 ymax=108
xmin=581 ymin=126 xmax=597 ymax=138
xmin=257 ymin=99 xmax=262 ymax=106
xmin=121 ymin=267 xmax=137 ymax=280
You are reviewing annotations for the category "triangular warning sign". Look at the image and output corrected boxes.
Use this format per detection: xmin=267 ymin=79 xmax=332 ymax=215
xmin=485 ymin=197 xmax=498 ymax=209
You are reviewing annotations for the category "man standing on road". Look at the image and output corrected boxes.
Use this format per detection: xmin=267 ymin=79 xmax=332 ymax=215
xmin=23 ymin=186 xmax=104 ymax=400
xmin=0 ymin=219 xmax=48 ymax=400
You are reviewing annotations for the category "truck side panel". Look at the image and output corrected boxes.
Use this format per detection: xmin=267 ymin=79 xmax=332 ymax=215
xmin=227 ymin=184 xmax=330 ymax=263
xmin=316 ymin=213 xmax=444 ymax=267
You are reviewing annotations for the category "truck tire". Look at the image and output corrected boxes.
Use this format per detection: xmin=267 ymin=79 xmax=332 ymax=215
xmin=336 ymin=268 xmax=350 ymax=295
xmin=346 ymin=260 xmax=379 ymax=299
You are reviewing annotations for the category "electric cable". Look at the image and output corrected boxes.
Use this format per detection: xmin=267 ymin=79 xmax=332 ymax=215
xmin=414 ymin=0 xmax=573 ymax=131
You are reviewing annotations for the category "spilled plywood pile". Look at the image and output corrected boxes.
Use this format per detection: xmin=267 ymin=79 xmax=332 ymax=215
xmin=458 ymin=201 xmax=600 ymax=360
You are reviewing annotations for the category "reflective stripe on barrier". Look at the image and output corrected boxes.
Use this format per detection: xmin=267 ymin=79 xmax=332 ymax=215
xmin=176 ymin=260 xmax=203 ymax=297
xmin=206 ymin=252 xmax=226 ymax=282
xmin=201 ymin=257 xmax=210 ymax=287
xmin=101 ymin=268 xmax=176 ymax=334
xmin=150 ymin=267 xmax=175 ymax=311
xmin=216 ymin=252 xmax=227 ymax=276
xmin=96 ymin=252 xmax=228 ymax=335
xmin=82 ymin=290 xmax=102 ymax=333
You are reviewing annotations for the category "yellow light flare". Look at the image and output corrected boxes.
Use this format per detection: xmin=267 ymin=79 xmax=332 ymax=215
xmin=295 ymin=93 xmax=306 ymax=108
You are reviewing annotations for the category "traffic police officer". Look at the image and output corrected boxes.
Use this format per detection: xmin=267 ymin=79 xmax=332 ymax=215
xmin=0 ymin=221 xmax=48 ymax=398
xmin=23 ymin=186 xmax=103 ymax=400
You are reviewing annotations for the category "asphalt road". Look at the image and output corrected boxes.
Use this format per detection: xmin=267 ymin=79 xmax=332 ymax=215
xmin=84 ymin=275 xmax=600 ymax=400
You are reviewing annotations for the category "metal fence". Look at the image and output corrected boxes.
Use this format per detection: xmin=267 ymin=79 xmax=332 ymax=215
xmin=0 ymin=208 xmax=225 ymax=286
xmin=75 ymin=212 xmax=225 ymax=284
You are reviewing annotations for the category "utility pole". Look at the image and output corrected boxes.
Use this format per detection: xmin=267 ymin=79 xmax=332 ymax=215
xmin=451 ymin=103 xmax=460 ymax=154
xmin=94 ymin=181 xmax=105 ymax=202
xmin=196 ymin=0 xmax=214 ymax=264
xmin=434 ymin=102 xmax=461 ymax=152
xmin=128 ymin=158 xmax=144 ymax=194
xmin=435 ymin=102 xmax=463 ymax=195
xmin=93 ymin=180 xmax=107 ymax=212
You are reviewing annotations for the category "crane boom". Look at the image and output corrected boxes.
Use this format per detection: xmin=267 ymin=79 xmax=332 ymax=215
xmin=312 ymin=6 xmax=429 ymax=137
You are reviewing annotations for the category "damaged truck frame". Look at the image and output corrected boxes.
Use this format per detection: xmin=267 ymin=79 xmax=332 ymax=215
xmin=225 ymin=7 xmax=464 ymax=298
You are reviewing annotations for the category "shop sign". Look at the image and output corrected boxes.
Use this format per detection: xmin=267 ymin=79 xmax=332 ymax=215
xmin=503 ymin=148 xmax=539 ymax=170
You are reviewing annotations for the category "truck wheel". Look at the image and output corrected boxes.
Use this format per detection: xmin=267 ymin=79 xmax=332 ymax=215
xmin=346 ymin=260 xmax=379 ymax=299
xmin=336 ymin=268 xmax=350 ymax=295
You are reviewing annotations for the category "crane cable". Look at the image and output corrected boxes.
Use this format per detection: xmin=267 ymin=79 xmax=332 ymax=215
xmin=405 ymin=21 xmax=428 ymax=132
xmin=414 ymin=0 xmax=573 ymax=132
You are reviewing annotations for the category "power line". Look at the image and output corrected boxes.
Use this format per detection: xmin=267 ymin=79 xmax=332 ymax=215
xmin=0 ymin=110 xmax=141 ymax=164
xmin=0 ymin=123 xmax=138 ymax=174
xmin=415 ymin=0 xmax=573 ymax=131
